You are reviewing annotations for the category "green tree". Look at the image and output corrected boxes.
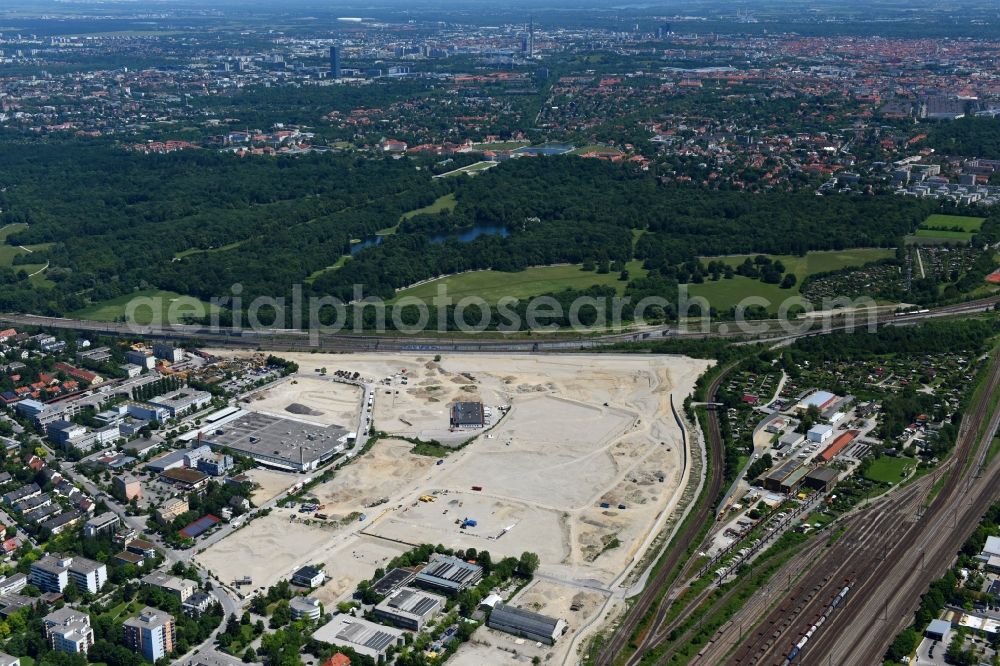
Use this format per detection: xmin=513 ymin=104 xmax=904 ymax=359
xmin=517 ymin=552 xmax=540 ymax=577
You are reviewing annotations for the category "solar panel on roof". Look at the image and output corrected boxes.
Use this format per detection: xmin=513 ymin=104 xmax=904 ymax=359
xmin=339 ymin=623 xmax=364 ymax=641
xmin=426 ymin=562 xmax=450 ymax=577
xmin=411 ymin=597 xmax=437 ymax=616
xmin=365 ymin=632 xmax=395 ymax=651
xmin=450 ymin=568 xmax=474 ymax=583
xmin=372 ymin=568 xmax=414 ymax=595
xmin=388 ymin=589 xmax=414 ymax=609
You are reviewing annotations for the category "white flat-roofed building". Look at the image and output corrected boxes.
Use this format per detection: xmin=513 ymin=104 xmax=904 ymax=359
xmin=0 ymin=574 xmax=27 ymax=595
xmin=123 ymin=607 xmax=175 ymax=662
xmin=0 ymin=651 xmax=19 ymax=666
xmin=125 ymin=350 xmax=155 ymax=370
xmin=142 ymin=571 xmax=197 ymax=602
xmin=312 ymin=614 xmax=404 ymax=662
xmin=776 ymin=431 xmax=804 ymax=450
xmin=148 ymin=390 xmax=212 ymax=418
xmin=374 ymin=586 xmax=445 ymax=631
xmin=290 ymin=596 xmax=322 ymax=620
xmin=413 ymin=554 xmax=483 ymax=595
xmin=153 ymin=344 xmax=184 ymax=363
xmin=807 ymin=424 xmax=834 ymax=444
xmin=84 ymin=512 xmax=121 ymax=538
xmin=30 ymin=554 xmax=72 ymax=593
xmin=43 ymin=607 xmax=94 ymax=654
xmin=68 ymin=557 xmax=108 ymax=594
xmin=121 ymin=363 xmax=143 ymax=378
xmin=983 ymin=535 xmax=1000 ymax=558
xmin=796 ymin=390 xmax=838 ymax=412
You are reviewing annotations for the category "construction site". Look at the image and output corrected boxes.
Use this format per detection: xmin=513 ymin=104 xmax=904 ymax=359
xmin=193 ymin=351 xmax=709 ymax=664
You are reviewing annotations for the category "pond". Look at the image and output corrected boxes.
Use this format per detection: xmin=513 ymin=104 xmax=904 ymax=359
xmin=350 ymin=224 xmax=510 ymax=255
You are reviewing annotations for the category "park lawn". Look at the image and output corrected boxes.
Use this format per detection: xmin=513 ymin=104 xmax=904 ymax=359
xmin=71 ymin=289 xmax=221 ymax=325
xmin=305 ymin=254 xmax=352 ymax=284
xmin=399 ymin=193 xmax=457 ymax=223
xmin=0 ymin=223 xmax=27 ymax=244
xmin=437 ymin=161 xmax=498 ymax=178
xmin=920 ymin=213 xmax=985 ymax=232
xmin=704 ymin=248 xmax=895 ymax=277
xmin=913 ymin=228 xmax=974 ymax=240
xmin=174 ymin=239 xmax=247 ymax=260
xmin=687 ymin=277 xmax=796 ymax=313
xmin=691 ymin=248 xmax=895 ymax=311
xmin=392 ymin=260 xmax=648 ymax=304
xmin=571 ymin=144 xmax=623 ymax=156
xmin=0 ymin=224 xmax=55 ymax=286
xmin=307 ymin=197 xmax=459 ymax=280
xmin=864 ymin=455 xmax=917 ymax=485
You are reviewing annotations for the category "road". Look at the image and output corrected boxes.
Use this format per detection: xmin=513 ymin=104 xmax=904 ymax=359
xmin=57 ymin=456 xmax=246 ymax=663
xmin=696 ymin=345 xmax=1000 ymax=666
xmin=2 ymin=295 xmax=998 ymax=354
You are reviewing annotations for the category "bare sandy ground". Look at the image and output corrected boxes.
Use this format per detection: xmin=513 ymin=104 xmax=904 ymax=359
xmin=196 ymin=510 xmax=335 ymax=590
xmin=451 ymin=578 xmax=605 ymax=665
xmin=243 ymin=468 xmax=299 ymax=505
xmin=310 ymin=438 xmax=437 ymax=519
xmin=198 ymin=351 xmax=710 ymax=663
xmin=245 ymin=376 xmax=361 ymax=428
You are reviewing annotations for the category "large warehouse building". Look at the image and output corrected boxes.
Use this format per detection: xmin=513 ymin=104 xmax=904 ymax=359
xmin=763 ymin=459 xmax=809 ymax=494
xmin=373 ymin=587 xmax=445 ymax=631
xmin=796 ymin=390 xmax=839 ymax=413
xmin=414 ymin=555 xmax=483 ymax=595
xmin=311 ymin=615 xmax=404 ymax=662
xmin=199 ymin=411 xmax=348 ymax=472
xmin=450 ymin=402 xmax=485 ymax=429
xmin=487 ymin=602 xmax=567 ymax=645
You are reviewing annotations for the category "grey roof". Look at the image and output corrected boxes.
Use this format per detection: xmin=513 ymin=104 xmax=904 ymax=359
xmin=293 ymin=565 xmax=322 ymax=581
xmin=40 ymin=510 xmax=82 ymax=532
xmin=778 ymin=431 xmax=804 ymax=445
xmin=806 ymin=467 xmax=839 ymax=483
xmin=414 ymin=555 xmax=482 ymax=591
xmin=3 ymin=483 xmax=40 ymax=503
xmin=69 ymin=557 xmax=105 ymax=574
xmin=450 ymin=401 xmax=484 ymax=425
xmin=489 ymin=602 xmax=561 ymax=637
xmin=184 ymin=591 xmax=212 ymax=606
xmin=927 ymin=618 xmax=951 ymax=636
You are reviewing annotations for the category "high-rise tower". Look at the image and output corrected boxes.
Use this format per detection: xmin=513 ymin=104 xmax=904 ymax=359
xmin=330 ymin=45 xmax=341 ymax=78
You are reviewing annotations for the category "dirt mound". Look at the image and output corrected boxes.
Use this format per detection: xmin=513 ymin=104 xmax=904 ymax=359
xmin=285 ymin=403 xmax=323 ymax=416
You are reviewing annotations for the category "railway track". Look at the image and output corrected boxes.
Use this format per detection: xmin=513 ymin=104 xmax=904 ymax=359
xmin=718 ymin=478 xmax=933 ymax=665
xmin=1 ymin=294 xmax=997 ymax=354
xmin=717 ymin=346 xmax=1000 ymax=666
xmin=798 ymin=351 xmax=1000 ymax=666
xmin=593 ymin=364 xmax=734 ymax=666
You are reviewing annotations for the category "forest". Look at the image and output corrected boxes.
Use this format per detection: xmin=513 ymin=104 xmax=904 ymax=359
xmin=926 ymin=117 xmax=1000 ymax=159
xmin=0 ymin=140 xmax=953 ymax=327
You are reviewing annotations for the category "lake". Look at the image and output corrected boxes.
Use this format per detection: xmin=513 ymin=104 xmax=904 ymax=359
xmin=350 ymin=224 xmax=510 ymax=255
